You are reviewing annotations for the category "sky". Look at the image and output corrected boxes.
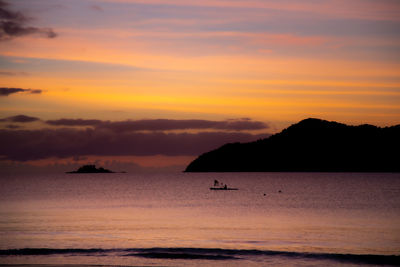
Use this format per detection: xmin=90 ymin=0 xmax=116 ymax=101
xmin=0 ymin=0 xmax=399 ymax=171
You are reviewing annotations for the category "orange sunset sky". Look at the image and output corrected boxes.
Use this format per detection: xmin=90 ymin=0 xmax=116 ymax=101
xmin=0 ymin=0 xmax=399 ymax=170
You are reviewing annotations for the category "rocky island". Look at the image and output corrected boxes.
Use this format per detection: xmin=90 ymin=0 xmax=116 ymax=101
xmin=185 ymin=118 xmax=400 ymax=172
xmin=67 ymin=165 xmax=114 ymax=173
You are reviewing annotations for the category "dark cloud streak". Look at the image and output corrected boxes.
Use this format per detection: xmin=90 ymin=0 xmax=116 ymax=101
xmin=0 ymin=87 xmax=42 ymax=96
xmin=46 ymin=118 xmax=103 ymax=126
xmin=46 ymin=118 xmax=269 ymax=131
xmin=0 ymin=0 xmax=57 ymax=41
xmin=0 ymin=115 xmax=40 ymax=123
xmin=29 ymin=89 xmax=42 ymax=94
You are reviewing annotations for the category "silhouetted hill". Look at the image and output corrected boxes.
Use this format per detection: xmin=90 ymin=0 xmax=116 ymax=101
xmin=185 ymin=118 xmax=400 ymax=172
xmin=67 ymin=165 xmax=114 ymax=173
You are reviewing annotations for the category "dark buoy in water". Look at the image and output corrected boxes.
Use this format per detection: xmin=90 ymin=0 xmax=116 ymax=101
xmin=278 ymin=190 xmax=282 ymax=193
xmin=263 ymin=193 xmax=266 ymax=196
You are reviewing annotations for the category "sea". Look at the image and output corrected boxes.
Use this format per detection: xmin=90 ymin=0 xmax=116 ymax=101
xmin=0 ymin=172 xmax=399 ymax=266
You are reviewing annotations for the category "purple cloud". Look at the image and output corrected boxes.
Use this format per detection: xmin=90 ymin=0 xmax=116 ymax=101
xmin=0 ymin=87 xmax=42 ymax=96
xmin=0 ymin=114 xmax=39 ymax=123
xmin=46 ymin=118 xmax=103 ymax=126
xmin=0 ymin=0 xmax=57 ymax=41
xmin=46 ymin=118 xmax=269 ymax=131
xmin=5 ymin=124 xmax=20 ymax=129
xmin=0 ymin=128 xmax=270 ymax=161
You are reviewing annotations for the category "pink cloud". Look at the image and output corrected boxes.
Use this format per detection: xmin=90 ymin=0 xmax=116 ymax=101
xmin=99 ymin=0 xmax=400 ymax=21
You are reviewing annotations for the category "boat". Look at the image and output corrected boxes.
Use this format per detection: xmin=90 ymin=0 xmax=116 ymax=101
xmin=210 ymin=180 xmax=238 ymax=190
xmin=209 ymin=187 xmax=238 ymax=190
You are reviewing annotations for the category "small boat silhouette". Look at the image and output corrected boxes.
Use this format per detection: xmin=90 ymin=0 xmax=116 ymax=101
xmin=209 ymin=187 xmax=238 ymax=190
xmin=210 ymin=180 xmax=238 ymax=190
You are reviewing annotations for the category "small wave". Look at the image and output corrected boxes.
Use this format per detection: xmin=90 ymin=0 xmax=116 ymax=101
xmin=0 ymin=248 xmax=111 ymax=256
xmin=126 ymin=252 xmax=237 ymax=260
xmin=1 ymin=247 xmax=399 ymax=265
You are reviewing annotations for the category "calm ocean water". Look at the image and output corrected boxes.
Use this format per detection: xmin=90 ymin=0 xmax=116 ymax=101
xmin=0 ymin=172 xmax=399 ymax=266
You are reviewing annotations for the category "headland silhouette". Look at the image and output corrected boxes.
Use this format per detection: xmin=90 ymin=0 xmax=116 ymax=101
xmin=185 ymin=118 xmax=400 ymax=172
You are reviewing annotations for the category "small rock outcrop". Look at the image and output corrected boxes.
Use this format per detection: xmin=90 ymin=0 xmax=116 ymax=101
xmin=67 ymin=165 xmax=114 ymax=173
